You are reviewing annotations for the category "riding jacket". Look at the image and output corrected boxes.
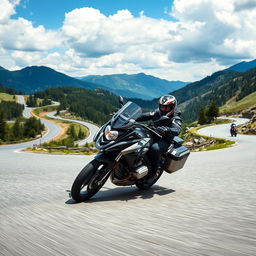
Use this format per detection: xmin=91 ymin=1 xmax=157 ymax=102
xmin=136 ymin=109 xmax=182 ymax=142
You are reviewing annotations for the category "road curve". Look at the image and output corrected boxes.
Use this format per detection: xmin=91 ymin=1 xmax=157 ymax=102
xmin=0 ymin=117 xmax=256 ymax=255
xmin=0 ymin=96 xmax=61 ymax=152
xmin=46 ymin=111 xmax=99 ymax=145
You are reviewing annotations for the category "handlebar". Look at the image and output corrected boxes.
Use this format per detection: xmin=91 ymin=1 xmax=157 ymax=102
xmin=134 ymin=122 xmax=163 ymax=139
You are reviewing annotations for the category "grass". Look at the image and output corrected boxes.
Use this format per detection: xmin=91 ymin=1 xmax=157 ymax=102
xmin=220 ymin=91 xmax=256 ymax=114
xmin=187 ymin=124 xmax=236 ymax=151
xmin=27 ymin=147 xmax=97 ymax=155
xmin=0 ymin=93 xmax=16 ymax=102
xmin=32 ymin=105 xmax=58 ymax=116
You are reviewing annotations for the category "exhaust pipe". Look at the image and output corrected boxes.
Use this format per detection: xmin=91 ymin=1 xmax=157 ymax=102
xmin=133 ymin=165 xmax=148 ymax=179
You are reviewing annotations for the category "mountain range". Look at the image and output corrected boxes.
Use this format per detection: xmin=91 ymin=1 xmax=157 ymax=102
xmin=0 ymin=66 xmax=187 ymax=99
xmin=1 ymin=58 xmax=256 ymax=123
xmin=0 ymin=66 xmax=98 ymax=94
xmin=132 ymin=59 xmax=256 ymax=122
xmin=81 ymin=73 xmax=188 ymax=99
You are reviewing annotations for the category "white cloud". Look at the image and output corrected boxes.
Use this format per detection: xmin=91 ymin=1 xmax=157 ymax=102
xmin=169 ymin=0 xmax=256 ymax=64
xmin=0 ymin=0 xmax=20 ymax=23
xmin=1 ymin=0 xmax=256 ymax=82
xmin=0 ymin=18 xmax=61 ymax=51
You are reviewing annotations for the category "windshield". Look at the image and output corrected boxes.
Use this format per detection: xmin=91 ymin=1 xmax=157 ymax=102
xmin=111 ymin=101 xmax=142 ymax=129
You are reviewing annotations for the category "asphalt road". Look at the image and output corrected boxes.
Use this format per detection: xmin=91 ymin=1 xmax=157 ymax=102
xmin=0 ymin=117 xmax=255 ymax=255
xmin=46 ymin=111 xmax=99 ymax=145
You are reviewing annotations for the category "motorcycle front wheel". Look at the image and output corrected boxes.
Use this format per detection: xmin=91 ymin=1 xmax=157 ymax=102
xmin=71 ymin=159 xmax=110 ymax=202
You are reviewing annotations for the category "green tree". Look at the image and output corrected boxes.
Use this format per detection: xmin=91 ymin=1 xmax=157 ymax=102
xmin=23 ymin=117 xmax=44 ymax=138
xmin=12 ymin=118 xmax=23 ymax=139
xmin=198 ymin=106 xmax=207 ymax=124
xmin=206 ymin=101 xmax=219 ymax=122
xmin=67 ymin=124 xmax=77 ymax=139
xmin=78 ymin=128 xmax=85 ymax=139
xmin=0 ymin=109 xmax=8 ymax=141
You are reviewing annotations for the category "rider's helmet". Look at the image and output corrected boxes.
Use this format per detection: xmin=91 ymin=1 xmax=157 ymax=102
xmin=158 ymin=94 xmax=177 ymax=116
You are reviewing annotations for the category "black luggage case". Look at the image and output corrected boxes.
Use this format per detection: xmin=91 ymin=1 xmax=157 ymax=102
xmin=164 ymin=145 xmax=190 ymax=173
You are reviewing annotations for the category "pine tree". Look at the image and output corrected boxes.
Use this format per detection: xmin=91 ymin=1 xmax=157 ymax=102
xmin=206 ymin=101 xmax=219 ymax=122
xmin=0 ymin=109 xmax=8 ymax=141
xmin=198 ymin=107 xmax=207 ymax=124
xmin=12 ymin=118 xmax=23 ymax=139
xmin=68 ymin=124 xmax=77 ymax=139
xmin=78 ymin=128 xmax=85 ymax=139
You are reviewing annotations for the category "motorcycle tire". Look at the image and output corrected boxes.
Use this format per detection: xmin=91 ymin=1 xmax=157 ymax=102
xmin=71 ymin=159 xmax=109 ymax=202
xmin=135 ymin=168 xmax=164 ymax=190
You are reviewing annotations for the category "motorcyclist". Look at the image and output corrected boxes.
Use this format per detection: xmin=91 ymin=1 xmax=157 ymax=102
xmin=230 ymin=122 xmax=237 ymax=136
xmin=136 ymin=95 xmax=182 ymax=183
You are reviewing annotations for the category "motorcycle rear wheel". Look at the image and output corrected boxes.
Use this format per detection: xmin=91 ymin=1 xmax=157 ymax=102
xmin=71 ymin=160 xmax=110 ymax=202
xmin=135 ymin=168 xmax=163 ymax=190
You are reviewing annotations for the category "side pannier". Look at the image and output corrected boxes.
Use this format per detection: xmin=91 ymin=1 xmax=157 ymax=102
xmin=164 ymin=145 xmax=190 ymax=173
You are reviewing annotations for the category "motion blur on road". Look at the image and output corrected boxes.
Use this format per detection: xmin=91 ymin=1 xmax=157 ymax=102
xmin=1 ymin=102 xmax=256 ymax=255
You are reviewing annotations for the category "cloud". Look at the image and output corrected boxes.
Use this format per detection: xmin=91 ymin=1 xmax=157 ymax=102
xmin=62 ymin=7 xmax=179 ymax=58
xmin=168 ymin=0 xmax=256 ymax=64
xmin=234 ymin=0 xmax=256 ymax=12
xmin=0 ymin=18 xmax=61 ymax=51
xmin=0 ymin=0 xmax=20 ymax=23
xmin=1 ymin=0 xmax=256 ymax=82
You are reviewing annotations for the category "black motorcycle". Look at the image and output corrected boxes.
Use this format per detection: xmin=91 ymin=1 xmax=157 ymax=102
xmin=230 ymin=126 xmax=237 ymax=137
xmin=71 ymin=98 xmax=190 ymax=202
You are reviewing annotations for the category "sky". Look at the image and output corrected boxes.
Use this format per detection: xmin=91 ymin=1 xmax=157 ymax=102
xmin=0 ymin=0 xmax=256 ymax=82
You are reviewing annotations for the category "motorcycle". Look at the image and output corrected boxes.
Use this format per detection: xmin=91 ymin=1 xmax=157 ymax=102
xmin=230 ymin=126 xmax=237 ymax=137
xmin=71 ymin=97 xmax=190 ymax=202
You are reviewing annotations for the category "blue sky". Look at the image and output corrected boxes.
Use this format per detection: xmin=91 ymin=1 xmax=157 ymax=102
xmin=0 ymin=0 xmax=255 ymax=82
xmin=14 ymin=0 xmax=176 ymax=29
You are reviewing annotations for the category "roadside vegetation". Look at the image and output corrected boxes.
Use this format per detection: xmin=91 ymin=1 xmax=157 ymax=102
xmin=182 ymin=125 xmax=235 ymax=152
xmin=0 ymin=94 xmax=46 ymax=144
xmin=0 ymin=93 xmax=16 ymax=102
xmin=25 ymin=105 xmax=93 ymax=154
xmin=0 ymin=115 xmax=45 ymax=144
xmin=220 ymin=91 xmax=256 ymax=115
xmin=180 ymin=101 xmax=236 ymax=151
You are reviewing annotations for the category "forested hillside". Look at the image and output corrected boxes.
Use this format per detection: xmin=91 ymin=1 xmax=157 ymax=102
xmin=0 ymin=66 xmax=99 ymax=94
xmin=131 ymin=68 xmax=256 ymax=123
xmin=34 ymin=87 xmax=121 ymax=125
xmin=0 ymin=84 xmax=23 ymax=95
xmin=179 ymin=68 xmax=256 ymax=122
xmin=82 ymin=73 xmax=187 ymax=100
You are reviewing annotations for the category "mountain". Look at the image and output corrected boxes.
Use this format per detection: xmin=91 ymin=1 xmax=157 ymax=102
xmin=34 ymin=86 xmax=121 ymax=125
xmin=226 ymin=59 xmax=256 ymax=72
xmin=173 ymin=68 xmax=256 ymax=122
xmin=0 ymin=66 xmax=188 ymax=98
xmin=0 ymin=66 xmax=100 ymax=94
xmin=132 ymin=67 xmax=256 ymax=123
xmin=81 ymin=73 xmax=188 ymax=100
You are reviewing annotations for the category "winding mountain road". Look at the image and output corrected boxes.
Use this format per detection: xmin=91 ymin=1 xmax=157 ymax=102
xmin=46 ymin=111 xmax=99 ymax=145
xmin=0 ymin=110 xmax=256 ymax=255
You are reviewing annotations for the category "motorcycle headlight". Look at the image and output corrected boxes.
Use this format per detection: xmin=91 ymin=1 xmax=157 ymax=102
xmin=104 ymin=125 xmax=119 ymax=141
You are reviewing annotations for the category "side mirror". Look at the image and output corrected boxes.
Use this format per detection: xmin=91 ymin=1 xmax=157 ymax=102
xmin=119 ymin=96 xmax=124 ymax=106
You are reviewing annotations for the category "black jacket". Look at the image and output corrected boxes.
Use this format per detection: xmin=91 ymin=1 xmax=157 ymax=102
xmin=136 ymin=109 xmax=182 ymax=142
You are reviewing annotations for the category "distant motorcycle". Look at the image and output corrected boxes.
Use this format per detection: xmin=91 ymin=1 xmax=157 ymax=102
xmin=71 ymin=97 xmax=190 ymax=202
xmin=230 ymin=125 xmax=237 ymax=137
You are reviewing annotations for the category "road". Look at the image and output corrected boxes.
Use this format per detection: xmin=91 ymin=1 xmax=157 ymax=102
xmin=46 ymin=111 xmax=99 ymax=145
xmin=0 ymin=115 xmax=256 ymax=255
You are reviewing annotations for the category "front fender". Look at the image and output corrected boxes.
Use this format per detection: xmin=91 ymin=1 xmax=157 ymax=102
xmin=94 ymin=151 xmax=116 ymax=168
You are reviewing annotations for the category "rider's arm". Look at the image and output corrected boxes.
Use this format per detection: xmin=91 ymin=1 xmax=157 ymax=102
xmin=156 ymin=116 xmax=182 ymax=139
xmin=136 ymin=111 xmax=155 ymax=122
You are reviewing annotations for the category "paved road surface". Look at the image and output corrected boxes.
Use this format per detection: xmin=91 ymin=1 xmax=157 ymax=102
xmin=0 ymin=118 xmax=256 ymax=255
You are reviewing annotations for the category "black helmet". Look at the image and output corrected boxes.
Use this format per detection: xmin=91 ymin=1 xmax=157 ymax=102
xmin=159 ymin=95 xmax=177 ymax=116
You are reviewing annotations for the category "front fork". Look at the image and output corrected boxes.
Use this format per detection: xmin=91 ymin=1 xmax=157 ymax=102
xmin=94 ymin=151 xmax=117 ymax=185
